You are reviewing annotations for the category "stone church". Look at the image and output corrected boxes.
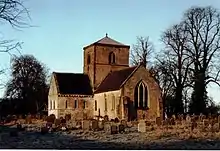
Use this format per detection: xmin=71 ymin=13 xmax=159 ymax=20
xmin=48 ymin=34 xmax=163 ymax=121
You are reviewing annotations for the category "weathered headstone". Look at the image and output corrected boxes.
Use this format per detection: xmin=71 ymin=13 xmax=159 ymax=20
xmin=138 ymin=120 xmax=146 ymax=133
xmin=172 ymin=115 xmax=176 ymax=120
xmin=118 ymin=124 xmax=125 ymax=133
xmin=82 ymin=120 xmax=90 ymax=131
xmin=121 ymin=120 xmax=127 ymax=127
xmin=104 ymin=122 xmax=111 ymax=134
xmin=127 ymin=122 xmax=132 ymax=128
xmin=186 ymin=115 xmax=191 ymax=123
xmin=46 ymin=122 xmax=53 ymax=128
xmin=98 ymin=121 xmax=104 ymax=130
xmin=103 ymin=115 xmax=109 ymax=122
xmin=114 ymin=118 xmax=119 ymax=123
xmin=61 ymin=126 xmax=67 ymax=131
xmin=156 ymin=117 xmax=162 ymax=126
xmin=111 ymin=125 xmax=118 ymax=134
xmin=91 ymin=120 xmax=98 ymax=131
xmin=55 ymin=119 xmax=61 ymax=127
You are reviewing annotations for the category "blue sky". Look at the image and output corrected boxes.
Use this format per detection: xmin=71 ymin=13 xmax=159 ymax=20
xmin=0 ymin=0 xmax=220 ymax=102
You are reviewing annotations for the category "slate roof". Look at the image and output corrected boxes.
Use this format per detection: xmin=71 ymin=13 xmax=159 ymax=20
xmin=53 ymin=72 xmax=93 ymax=95
xmin=95 ymin=66 xmax=138 ymax=93
xmin=84 ymin=34 xmax=130 ymax=49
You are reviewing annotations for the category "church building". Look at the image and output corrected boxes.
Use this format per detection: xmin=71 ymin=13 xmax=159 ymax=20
xmin=48 ymin=34 xmax=163 ymax=121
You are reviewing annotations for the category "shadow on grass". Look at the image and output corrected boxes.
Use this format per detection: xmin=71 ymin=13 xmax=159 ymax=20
xmin=1 ymin=124 xmax=220 ymax=149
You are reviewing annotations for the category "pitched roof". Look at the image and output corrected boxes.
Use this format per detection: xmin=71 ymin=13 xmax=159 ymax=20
xmin=83 ymin=34 xmax=130 ymax=49
xmin=95 ymin=66 xmax=138 ymax=93
xmin=53 ymin=72 xmax=93 ymax=95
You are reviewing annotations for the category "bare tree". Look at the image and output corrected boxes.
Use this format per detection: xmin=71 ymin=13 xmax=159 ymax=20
xmin=151 ymin=59 xmax=175 ymax=117
xmin=182 ymin=6 xmax=220 ymax=114
xmin=130 ymin=36 xmax=154 ymax=68
xmin=159 ymin=23 xmax=193 ymax=114
xmin=0 ymin=0 xmax=30 ymax=87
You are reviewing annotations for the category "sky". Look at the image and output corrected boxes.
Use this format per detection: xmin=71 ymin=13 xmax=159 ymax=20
xmin=0 ymin=0 xmax=220 ymax=102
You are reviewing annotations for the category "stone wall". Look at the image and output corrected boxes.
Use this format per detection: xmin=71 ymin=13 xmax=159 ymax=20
xmin=54 ymin=96 xmax=93 ymax=120
xmin=94 ymin=90 xmax=121 ymax=120
xmin=122 ymin=65 xmax=162 ymax=121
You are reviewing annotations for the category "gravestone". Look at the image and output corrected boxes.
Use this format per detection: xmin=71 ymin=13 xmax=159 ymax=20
xmin=127 ymin=122 xmax=132 ymax=128
xmin=156 ymin=117 xmax=162 ymax=126
xmin=98 ymin=121 xmax=104 ymax=130
xmin=111 ymin=125 xmax=118 ymax=134
xmin=103 ymin=115 xmax=109 ymax=122
xmin=82 ymin=120 xmax=90 ymax=131
xmin=104 ymin=122 xmax=111 ymax=134
xmin=138 ymin=120 xmax=146 ymax=133
xmin=118 ymin=124 xmax=125 ymax=133
xmin=61 ymin=126 xmax=67 ymax=131
xmin=186 ymin=115 xmax=191 ymax=123
xmin=46 ymin=122 xmax=53 ymax=128
xmin=91 ymin=120 xmax=98 ymax=131
xmin=121 ymin=120 xmax=127 ymax=127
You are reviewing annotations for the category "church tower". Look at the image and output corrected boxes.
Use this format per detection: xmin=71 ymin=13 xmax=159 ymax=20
xmin=83 ymin=34 xmax=130 ymax=90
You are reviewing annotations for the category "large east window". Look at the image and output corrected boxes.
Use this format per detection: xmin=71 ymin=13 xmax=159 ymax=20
xmin=134 ymin=81 xmax=149 ymax=108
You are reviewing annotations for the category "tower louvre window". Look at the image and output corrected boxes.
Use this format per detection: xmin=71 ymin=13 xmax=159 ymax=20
xmin=109 ymin=52 xmax=116 ymax=64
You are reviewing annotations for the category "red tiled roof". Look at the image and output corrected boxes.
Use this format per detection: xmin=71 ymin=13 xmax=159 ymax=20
xmin=53 ymin=72 xmax=93 ymax=95
xmin=95 ymin=66 xmax=138 ymax=93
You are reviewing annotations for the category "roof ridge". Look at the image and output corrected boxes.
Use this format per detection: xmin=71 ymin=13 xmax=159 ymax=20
xmin=110 ymin=66 xmax=137 ymax=73
xmin=53 ymin=72 xmax=85 ymax=75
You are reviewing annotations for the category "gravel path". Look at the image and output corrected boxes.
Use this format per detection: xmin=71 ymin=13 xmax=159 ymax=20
xmin=1 ymin=124 xmax=220 ymax=149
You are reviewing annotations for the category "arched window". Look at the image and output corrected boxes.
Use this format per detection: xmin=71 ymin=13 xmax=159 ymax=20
xmin=112 ymin=95 xmax=115 ymax=110
xmin=108 ymin=52 xmax=116 ymax=64
xmin=95 ymin=100 xmax=97 ymax=111
xmin=65 ymin=100 xmax=68 ymax=109
xmin=74 ymin=100 xmax=78 ymax=108
xmin=134 ymin=81 xmax=148 ymax=108
xmin=87 ymin=54 xmax=91 ymax=64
